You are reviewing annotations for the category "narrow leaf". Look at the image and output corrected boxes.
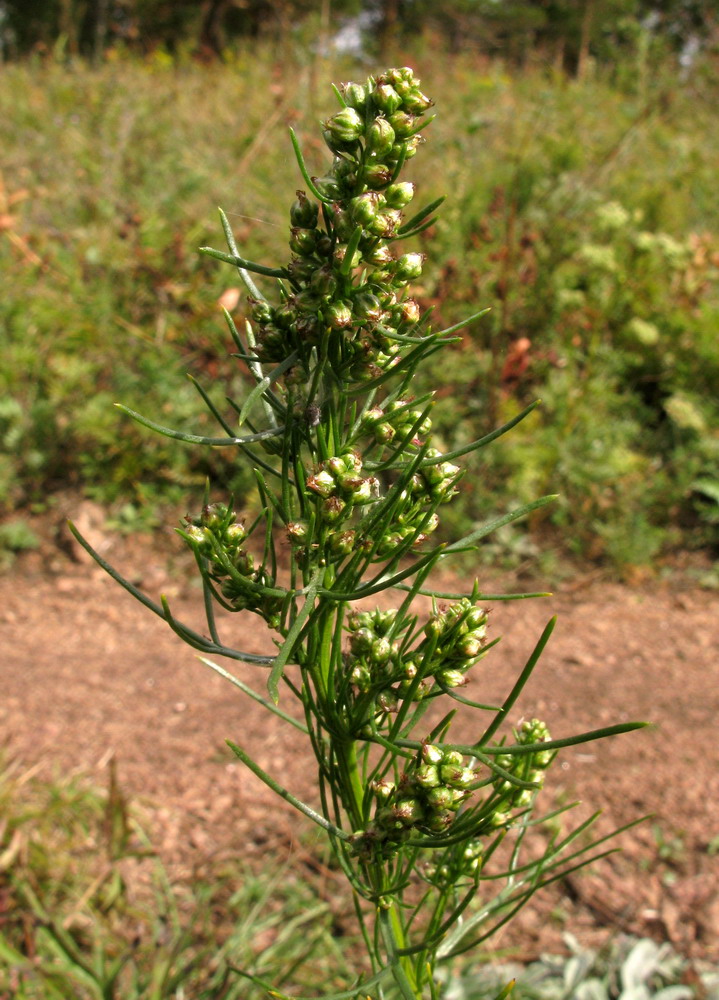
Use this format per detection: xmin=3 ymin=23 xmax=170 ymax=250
xmin=115 ymin=404 xmax=283 ymax=446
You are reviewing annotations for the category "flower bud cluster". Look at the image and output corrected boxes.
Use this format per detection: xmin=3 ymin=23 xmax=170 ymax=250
xmin=346 ymin=608 xmax=401 ymax=694
xmin=351 ymin=743 xmax=476 ymax=858
xmin=423 ymin=839 xmax=483 ymax=886
xmin=492 ymin=718 xmax=553 ymax=815
xmin=344 ymin=600 xmax=488 ymax=724
xmin=181 ymin=503 xmax=282 ymax=627
xmin=249 ymin=68 xmax=434 ymax=380
xmin=415 ymin=598 xmax=490 ymax=689
xmin=363 ymin=397 xmax=432 ymax=447
xmin=306 ymin=451 xmax=380 ymax=526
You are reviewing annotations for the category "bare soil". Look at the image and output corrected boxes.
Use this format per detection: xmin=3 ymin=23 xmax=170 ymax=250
xmin=2 ymin=503 xmax=718 ymax=963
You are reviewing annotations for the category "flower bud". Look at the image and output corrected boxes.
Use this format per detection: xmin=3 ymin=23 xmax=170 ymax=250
xmin=458 ymin=636 xmax=482 ymax=658
xmin=325 ymin=300 xmax=353 ymax=330
xmin=351 ymin=478 xmax=374 ymax=505
xmin=426 ymin=809 xmax=453 ymax=832
xmin=364 ymin=243 xmax=394 ymax=267
xmin=366 ymin=116 xmax=396 ymax=157
xmin=361 ymin=162 xmax=393 ymax=188
xmin=225 ymin=523 xmax=247 ymax=547
xmin=309 ymin=264 xmax=338 ymax=299
xmin=427 ymin=787 xmax=455 ymax=811
xmin=371 ymin=777 xmax=395 ymax=799
xmin=323 ymin=107 xmax=363 ymax=146
xmin=403 ymin=88 xmax=433 ymax=114
xmin=321 ymin=496 xmax=347 ymax=523
xmin=414 ymin=763 xmax=440 ymax=789
xmin=394 ymin=252 xmax=425 ymax=282
xmin=290 ymin=190 xmax=319 ymax=228
xmin=421 ymin=743 xmax=443 ymax=766
xmin=307 ymin=470 xmax=336 ymax=498
xmin=387 ymin=110 xmax=417 ymax=138
xmin=392 ymin=797 xmax=423 ymax=827
xmin=330 ymin=529 xmax=356 ymax=555
xmin=350 ymin=192 xmax=383 ymax=227
xmin=353 ymin=291 xmax=383 ymax=323
xmin=370 ymin=637 xmax=392 ymax=664
xmin=384 ymin=181 xmax=415 ymax=209
xmin=248 ymin=297 xmax=272 ymax=324
xmin=289 ymin=227 xmax=318 ymax=257
xmin=293 ymin=289 xmax=322 ymax=315
xmin=440 ymin=763 xmax=473 ymax=788
xmin=286 ymin=521 xmax=308 ymax=543
xmin=350 ymin=627 xmax=374 ymax=655
xmin=373 ymin=82 xmax=403 ymax=115
xmin=200 ymin=503 xmax=228 ymax=529
xmin=437 ymin=669 xmax=466 ymax=688
xmin=333 ymin=244 xmax=362 ymax=270
xmin=341 ymin=82 xmax=367 ymax=109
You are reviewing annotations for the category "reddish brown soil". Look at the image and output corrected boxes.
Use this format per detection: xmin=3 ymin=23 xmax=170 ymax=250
xmin=2 ymin=504 xmax=718 ymax=962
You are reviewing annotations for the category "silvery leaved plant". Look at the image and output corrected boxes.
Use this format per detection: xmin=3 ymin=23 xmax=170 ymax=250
xmin=72 ymin=68 xmax=645 ymax=1000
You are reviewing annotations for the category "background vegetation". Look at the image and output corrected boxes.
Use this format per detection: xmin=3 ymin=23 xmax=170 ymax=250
xmin=1 ymin=4 xmax=718 ymax=574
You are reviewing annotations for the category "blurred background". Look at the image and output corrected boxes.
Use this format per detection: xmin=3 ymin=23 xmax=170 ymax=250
xmin=1 ymin=0 xmax=718 ymax=577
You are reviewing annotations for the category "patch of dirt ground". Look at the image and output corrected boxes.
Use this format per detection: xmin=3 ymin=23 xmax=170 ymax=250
xmin=1 ymin=510 xmax=718 ymax=963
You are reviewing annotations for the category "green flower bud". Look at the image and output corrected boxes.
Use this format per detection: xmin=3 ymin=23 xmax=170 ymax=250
xmin=350 ymin=192 xmax=383 ymax=226
xmin=387 ymin=110 xmax=417 ymax=138
xmin=286 ymin=521 xmax=308 ymax=543
xmin=341 ymin=82 xmax=367 ymax=109
xmin=329 ymin=529 xmax=356 ymax=555
xmin=371 ymin=777 xmax=395 ymax=800
xmin=375 ymin=422 xmax=395 ymax=444
xmin=321 ymin=496 xmax=347 ymax=523
xmin=437 ymin=669 xmax=466 ymax=689
xmin=444 ymin=750 xmax=463 ymax=766
xmin=248 ymin=297 xmax=273 ymax=324
xmin=309 ymin=265 xmax=338 ymax=299
xmin=313 ymin=174 xmax=342 ymax=200
xmin=325 ymin=300 xmax=353 ymax=330
xmin=342 ymin=450 xmax=363 ymax=473
xmin=425 ymin=809 xmax=453 ymax=832
xmin=394 ymin=252 xmax=425 ymax=282
xmin=333 ymin=243 xmax=362 ymax=270
xmin=368 ymin=210 xmax=401 ymax=238
xmin=361 ymin=162 xmax=393 ymax=188
xmin=403 ymin=88 xmax=433 ymax=114
xmin=421 ymin=743 xmax=444 ymax=766
xmin=184 ymin=524 xmax=212 ymax=552
xmin=351 ymin=478 xmax=375 ymax=504
xmin=458 ymin=635 xmax=482 ymax=658
xmin=323 ymin=106 xmax=363 ymax=145
xmin=415 ymin=763 xmax=440 ymax=789
xmin=353 ymin=291 xmax=383 ymax=323
xmin=384 ymin=181 xmax=415 ymax=209
xmin=440 ymin=764 xmax=473 ymax=788
xmin=350 ymin=627 xmax=375 ymax=655
xmin=373 ymin=82 xmax=403 ymax=115
xmin=287 ymin=258 xmax=315 ymax=283
xmin=307 ymin=469 xmax=336 ymax=498
xmin=289 ymin=227 xmax=318 ymax=257
xmin=427 ymin=786 xmax=455 ymax=811
xmin=290 ymin=190 xmax=319 ymax=228
xmin=370 ymin=637 xmax=392 ymax=664
xmin=225 ymin=523 xmax=247 ymax=547
xmin=392 ymin=797 xmax=424 ymax=826
xmin=364 ymin=243 xmax=394 ymax=267
xmin=326 ymin=455 xmax=347 ymax=476
xmin=366 ymin=116 xmax=396 ymax=157
xmin=294 ymin=289 xmax=322 ymax=314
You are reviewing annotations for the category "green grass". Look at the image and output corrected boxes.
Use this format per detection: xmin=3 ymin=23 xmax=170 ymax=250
xmin=1 ymin=47 xmax=718 ymax=569
xmin=0 ymin=757 xmax=360 ymax=998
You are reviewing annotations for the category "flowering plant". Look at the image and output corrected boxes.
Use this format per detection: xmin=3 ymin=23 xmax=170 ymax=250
xmin=72 ymin=67 xmax=644 ymax=1000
